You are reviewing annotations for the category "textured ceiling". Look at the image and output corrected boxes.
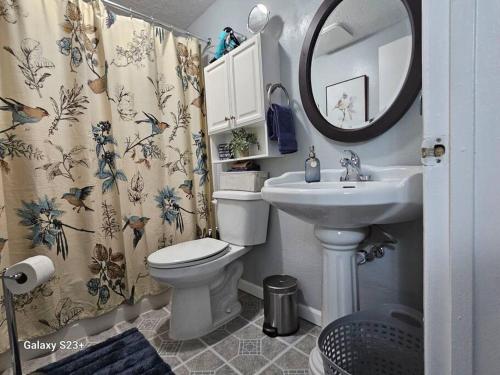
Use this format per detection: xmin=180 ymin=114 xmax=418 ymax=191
xmin=327 ymin=0 xmax=408 ymax=35
xmin=316 ymin=0 xmax=410 ymax=55
xmin=108 ymin=0 xmax=218 ymax=29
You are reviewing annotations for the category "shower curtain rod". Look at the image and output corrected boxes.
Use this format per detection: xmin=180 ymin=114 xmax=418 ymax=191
xmin=101 ymin=0 xmax=213 ymax=47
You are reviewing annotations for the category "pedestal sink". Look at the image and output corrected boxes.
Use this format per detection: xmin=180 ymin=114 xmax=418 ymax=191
xmin=261 ymin=165 xmax=422 ymax=373
xmin=262 ymin=165 xmax=422 ymax=321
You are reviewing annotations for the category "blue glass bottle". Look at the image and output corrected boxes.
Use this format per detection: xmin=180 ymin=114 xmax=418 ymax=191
xmin=305 ymin=146 xmax=320 ymax=183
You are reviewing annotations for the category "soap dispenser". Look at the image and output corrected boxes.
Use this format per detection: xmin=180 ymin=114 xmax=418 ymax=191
xmin=305 ymin=146 xmax=320 ymax=183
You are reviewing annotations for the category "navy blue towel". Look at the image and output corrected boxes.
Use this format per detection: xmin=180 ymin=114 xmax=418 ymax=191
xmin=35 ymin=328 xmax=173 ymax=375
xmin=266 ymin=104 xmax=298 ymax=154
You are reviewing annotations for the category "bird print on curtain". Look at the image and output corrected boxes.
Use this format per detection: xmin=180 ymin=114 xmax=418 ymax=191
xmin=61 ymin=186 xmax=95 ymax=213
xmin=0 ymin=0 xmax=211 ymax=353
xmin=0 ymin=97 xmax=50 ymax=132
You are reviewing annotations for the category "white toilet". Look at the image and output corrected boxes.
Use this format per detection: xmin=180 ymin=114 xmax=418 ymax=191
xmin=147 ymin=191 xmax=270 ymax=340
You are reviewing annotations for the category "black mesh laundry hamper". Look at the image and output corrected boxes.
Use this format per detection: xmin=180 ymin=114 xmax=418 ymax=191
xmin=318 ymin=304 xmax=424 ymax=375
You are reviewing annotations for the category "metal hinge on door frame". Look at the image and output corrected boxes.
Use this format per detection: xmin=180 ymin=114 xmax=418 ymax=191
xmin=421 ymin=136 xmax=447 ymax=166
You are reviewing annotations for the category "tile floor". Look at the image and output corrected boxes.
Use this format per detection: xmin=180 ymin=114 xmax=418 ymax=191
xmin=8 ymin=291 xmax=321 ymax=375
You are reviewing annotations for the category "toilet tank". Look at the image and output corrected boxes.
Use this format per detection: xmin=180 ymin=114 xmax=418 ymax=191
xmin=212 ymin=191 xmax=270 ymax=246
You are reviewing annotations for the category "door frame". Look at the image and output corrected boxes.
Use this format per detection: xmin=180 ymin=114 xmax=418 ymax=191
xmin=422 ymin=0 xmax=476 ymax=373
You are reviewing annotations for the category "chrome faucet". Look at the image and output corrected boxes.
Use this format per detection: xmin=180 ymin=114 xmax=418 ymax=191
xmin=340 ymin=150 xmax=370 ymax=181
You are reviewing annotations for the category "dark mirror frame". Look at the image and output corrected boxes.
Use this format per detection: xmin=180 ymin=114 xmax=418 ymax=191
xmin=299 ymin=0 xmax=422 ymax=143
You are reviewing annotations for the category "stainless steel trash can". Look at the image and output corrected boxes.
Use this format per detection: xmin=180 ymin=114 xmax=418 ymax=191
xmin=262 ymin=275 xmax=299 ymax=337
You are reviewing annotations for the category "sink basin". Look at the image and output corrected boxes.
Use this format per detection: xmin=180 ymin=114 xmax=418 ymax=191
xmin=261 ymin=165 xmax=423 ymax=328
xmin=261 ymin=165 xmax=422 ymax=229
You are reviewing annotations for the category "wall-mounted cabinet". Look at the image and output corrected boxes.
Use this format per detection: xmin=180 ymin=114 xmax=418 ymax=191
xmin=228 ymin=36 xmax=264 ymax=128
xmin=204 ymin=33 xmax=281 ymax=167
xmin=204 ymin=57 xmax=232 ymax=133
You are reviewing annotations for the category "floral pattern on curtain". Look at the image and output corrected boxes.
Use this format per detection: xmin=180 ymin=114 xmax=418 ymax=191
xmin=0 ymin=0 xmax=211 ymax=353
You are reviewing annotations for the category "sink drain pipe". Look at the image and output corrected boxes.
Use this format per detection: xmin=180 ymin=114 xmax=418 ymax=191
xmin=356 ymin=225 xmax=397 ymax=265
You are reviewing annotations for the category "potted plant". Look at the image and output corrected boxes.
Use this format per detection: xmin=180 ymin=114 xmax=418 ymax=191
xmin=229 ymin=128 xmax=260 ymax=158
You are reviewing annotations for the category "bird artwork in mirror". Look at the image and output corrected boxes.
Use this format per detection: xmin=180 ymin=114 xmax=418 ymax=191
xmin=299 ymin=0 xmax=421 ymax=142
xmin=326 ymin=75 xmax=367 ymax=129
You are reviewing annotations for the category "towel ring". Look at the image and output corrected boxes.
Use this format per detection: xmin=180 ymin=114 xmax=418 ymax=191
xmin=267 ymin=83 xmax=291 ymax=107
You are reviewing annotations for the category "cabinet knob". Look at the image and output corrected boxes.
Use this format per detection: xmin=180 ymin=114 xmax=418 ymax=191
xmin=230 ymin=116 xmax=236 ymax=120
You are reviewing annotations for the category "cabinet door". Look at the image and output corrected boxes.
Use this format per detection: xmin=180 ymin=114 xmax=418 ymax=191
xmin=204 ymin=57 xmax=232 ymax=134
xmin=229 ymin=36 xmax=265 ymax=127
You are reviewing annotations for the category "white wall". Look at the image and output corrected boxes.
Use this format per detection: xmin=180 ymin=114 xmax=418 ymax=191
xmin=189 ymin=0 xmax=423 ymax=313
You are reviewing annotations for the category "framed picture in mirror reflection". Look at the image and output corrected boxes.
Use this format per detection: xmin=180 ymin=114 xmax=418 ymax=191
xmin=326 ymin=75 xmax=367 ymax=129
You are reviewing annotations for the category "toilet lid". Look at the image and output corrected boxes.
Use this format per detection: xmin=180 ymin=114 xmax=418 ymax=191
xmin=148 ymin=238 xmax=229 ymax=269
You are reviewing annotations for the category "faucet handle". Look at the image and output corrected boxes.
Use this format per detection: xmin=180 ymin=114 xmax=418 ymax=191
xmin=343 ymin=149 xmax=359 ymax=159
xmin=342 ymin=150 xmax=360 ymax=166
xmin=340 ymin=150 xmax=353 ymax=164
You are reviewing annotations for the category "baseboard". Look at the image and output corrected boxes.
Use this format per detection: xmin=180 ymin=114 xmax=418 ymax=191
xmin=297 ymin=304 xmax=322 ymax=327
xmin=238 ymin=279 xmax=322 ymax=326
xmin=238 ymin=279 xmax=264 ymax=299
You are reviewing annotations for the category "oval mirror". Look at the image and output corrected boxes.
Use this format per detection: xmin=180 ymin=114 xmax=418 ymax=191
xmin=299 ymin=0 xmax=421 ymax=142
xmin=248 ymin=4 xmax=270 ymax=34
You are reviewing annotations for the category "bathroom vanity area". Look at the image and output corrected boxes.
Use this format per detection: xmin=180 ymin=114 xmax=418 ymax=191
xmin=196 ymin=0 xmax=424 ymax=373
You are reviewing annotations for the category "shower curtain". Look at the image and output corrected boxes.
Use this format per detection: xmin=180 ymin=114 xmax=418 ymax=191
xmin=0 ymin=0 xmax=212 ymax=353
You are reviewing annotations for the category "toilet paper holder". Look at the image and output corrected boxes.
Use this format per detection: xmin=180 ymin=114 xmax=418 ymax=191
xmin=1 ymin=268 xmax=27 ymax=375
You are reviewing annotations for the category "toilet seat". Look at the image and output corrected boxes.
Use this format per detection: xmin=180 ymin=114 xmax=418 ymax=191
xmin=148 ymin=238 xmax=230 ymax=269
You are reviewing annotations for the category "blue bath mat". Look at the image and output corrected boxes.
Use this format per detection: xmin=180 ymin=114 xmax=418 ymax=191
xmin=34 ymin=328 xmax=173 ymax=375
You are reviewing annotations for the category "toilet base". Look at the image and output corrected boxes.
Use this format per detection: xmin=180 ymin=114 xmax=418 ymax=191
xmin=168 ymin=260 xmax=243 ymax=340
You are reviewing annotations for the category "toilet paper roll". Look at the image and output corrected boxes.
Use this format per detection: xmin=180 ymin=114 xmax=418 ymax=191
xmin=4 ymin=256 xmax=55 ymax=295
